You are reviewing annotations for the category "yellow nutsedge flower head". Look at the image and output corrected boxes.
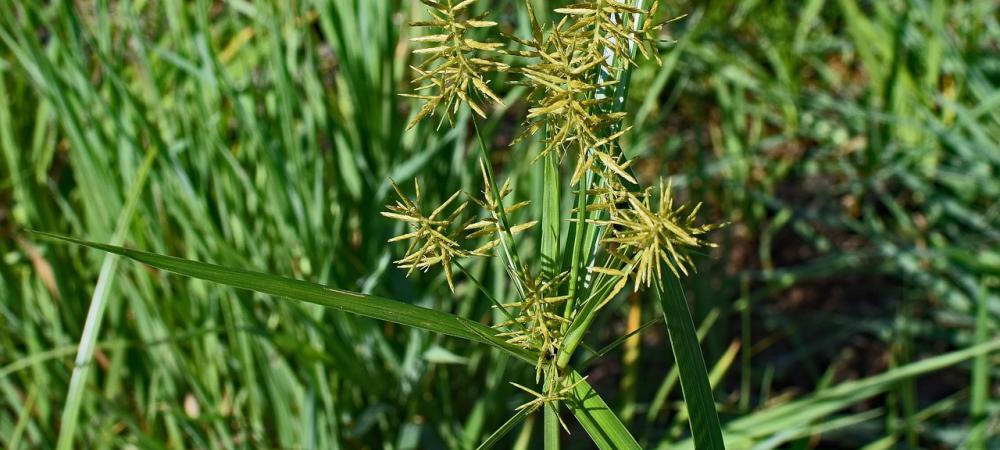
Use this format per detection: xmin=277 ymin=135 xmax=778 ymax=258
xmin=382 ymin=179 xmax=481 ymax=292
xmin=554 ymin=0 xmax=663 ymax=67
xmin=493 ymin=269 xmax=570 ymax=382
xmin=511 ymin=0 xmax=662 ymax=186
xmin=598 ymin=178 xmax=722 ymax=289
xmin=404 ymin=0 xmax=508 ymax=129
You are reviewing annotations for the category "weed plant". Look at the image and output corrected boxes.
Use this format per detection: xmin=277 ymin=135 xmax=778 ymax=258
xmin=384 ymin=1 xmax=722 ymax=445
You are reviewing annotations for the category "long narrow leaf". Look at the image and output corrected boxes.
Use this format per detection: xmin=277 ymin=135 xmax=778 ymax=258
xmin=541 ymin=140 xmax=562 ymax=450
xmin=33 ymin=232 xmax=533 ymax=362
xmin=655 ymin=274 xmax=725 ymax=449
xmin=56 ymin=150 xmax=157 ymax=450
xmin=36 ymin=233 xmax=643 ymax=448
xmin=668 ymin=338 xmax=1000 ymax=449
xmin=564 ymin=370 xmax=642 ymax=450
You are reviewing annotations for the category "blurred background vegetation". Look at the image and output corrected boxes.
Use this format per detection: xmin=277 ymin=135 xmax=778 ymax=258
xmin=1 ymin=0 xmax=998 ymax=448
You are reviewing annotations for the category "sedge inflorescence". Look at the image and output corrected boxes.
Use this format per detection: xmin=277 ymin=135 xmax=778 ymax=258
xmin=403 ymin=0 xmax=508 ymax=128
xmin=385 ymin=0 xmax=719 ymax=422
xmin=513 ymin=0 xmax=663 ymax=184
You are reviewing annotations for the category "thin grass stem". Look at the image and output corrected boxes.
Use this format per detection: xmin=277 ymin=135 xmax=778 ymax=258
xmin=55 ymin=149 xmax=157 ymax=450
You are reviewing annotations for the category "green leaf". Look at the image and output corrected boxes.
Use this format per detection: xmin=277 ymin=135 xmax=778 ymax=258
xmin=33 ymin=232 xmax=533 ymax=363
xmin=654 ymin=274 xmax=725 ymax=449
xmin=57 ymin=149 xmax=157 ymax=450
xmin=541 ymin=143 xmax=562 ymax=450
xmin=37 ymin=232 xmax=643 ymax=448
xmin=540 ymin=152 xmax=561 ymax=279
xmin=477 ymin=408 xmax=532 ymax=450
xmin=564 ymin=370 xmax=641 ymax=450
xmin=668 ymin=337 xmax=1000 ymax=449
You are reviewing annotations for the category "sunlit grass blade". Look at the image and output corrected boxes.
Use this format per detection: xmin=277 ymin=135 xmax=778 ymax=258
xmin=36 ymin=232 xmax=644 ymax=448
xmin=55 ymin=150 xmax=157 ymax=450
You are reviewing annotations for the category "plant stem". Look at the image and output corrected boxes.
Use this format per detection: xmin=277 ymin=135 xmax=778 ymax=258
xmin=969 ymin=281 xmax=989 ymax=449
xmin=564 ymin=174 xmax=590 ymax=317
xmin=472 ymin=118 xmax=528 ymax=296
xmin=55 ymin=150 xmax=157 ymax=450
xmin=540 ymin=116 xmax=562 ymax=450
xmin=541 ymin=152 xmax=561 ymax=279
xmin=544 ymin=401 xmax=561 ymax=450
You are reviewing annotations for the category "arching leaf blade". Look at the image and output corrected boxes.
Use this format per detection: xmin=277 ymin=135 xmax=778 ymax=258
xmin=32 ymin=232 xmax=533 ymax=362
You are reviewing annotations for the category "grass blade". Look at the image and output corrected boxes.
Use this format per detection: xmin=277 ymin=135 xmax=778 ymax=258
xmin=969 ymin=282 xmax=989 ymax=448
xmin=670 ymin=338 xmax=1000 ymax=449
xmin=564 ymin=370 xmax=641 ymax=450
xmin=477 ymin=408 xmax=532 ymax=450
xmin=55 ymin=150 xmax=157 ymax=450
xmin=541 ymin=141 xmax=562 ymax=450
xmin=654 ymin=274 xmax=725 ymax=449
xmin=34 ymin=232 xmax=534 ymax=363
xmin=540 ymin=152 xmax=561 ymax=279
xmin=37 ymin=232 xmax=646 ymax=449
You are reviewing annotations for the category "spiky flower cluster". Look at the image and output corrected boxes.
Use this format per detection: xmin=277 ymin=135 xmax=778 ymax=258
xmin=404 ymin=0 xmax=508 ymax=128
xmin=512 ymin=0 xmax=664 ymax=184
xmin=466 ymin=161 xmax=537 ymax=254
xmin=391 ymin=0 xmax=720 ymax=423
xmin=594 ymin=179 xmax=721 ymax=289
xmin=381 ymin=172 xmax=535 ymax=292
xmin=382 ymin=180 xmax=476 ymax=292
xmin=495 ymin=270 xmax=570 ymax=380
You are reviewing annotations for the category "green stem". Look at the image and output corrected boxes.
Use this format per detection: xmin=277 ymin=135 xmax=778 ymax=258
xmin=544 ymin=400 xmax=561 ymax=450
xmin=970 ymin=281 xmax=989 ymax=449
xmin=55 ymin=150 xmax=157 ymax=450
xmin=541 ymin=125 xmax=563 ymax=450
xmin=541 ymin=152 xmax=561 ymax=279
xmin=471 ymin=118 xmax=528 ymax=296
xmin=564 ymin=174 xmax=590 ymax=318
xmin=557 ymin=260 xmax=635 ymax=370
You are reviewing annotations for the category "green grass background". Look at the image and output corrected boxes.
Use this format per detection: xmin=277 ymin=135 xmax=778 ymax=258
xmin=1 ymin=0 xmax=998 ymax=448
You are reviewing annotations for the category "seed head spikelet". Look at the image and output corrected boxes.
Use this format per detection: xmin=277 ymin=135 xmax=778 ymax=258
xmin=494 ymin=269 xmax=570 ymax=381
xmin=597 ymin=178 xmax=721 ymax=289
xmin=510 ymin=0 xmax=667 ymax=184
xmin=465 ymin=160 xmax=537 ymax=255
xmin=382 ymin=179 xmax=483 ymax=291
xmin=405 ymin=0 xmax=508 ymax=129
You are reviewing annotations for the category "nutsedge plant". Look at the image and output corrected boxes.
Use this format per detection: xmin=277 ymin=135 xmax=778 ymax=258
xmin=387 ymin=0 xmax=724 ymax=444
